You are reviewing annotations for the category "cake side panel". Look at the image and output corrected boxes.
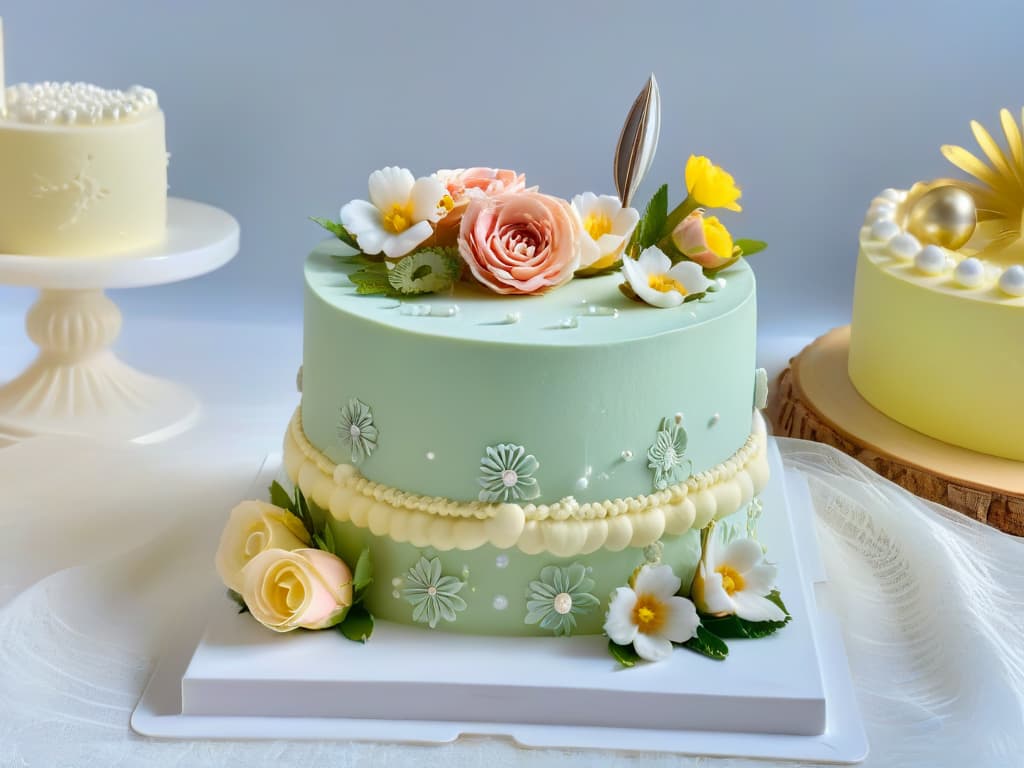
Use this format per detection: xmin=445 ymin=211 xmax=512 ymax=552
xmin=0 ymin=113 xmax=167 ymax=256
xmin=300 ymin=258 xmax=758 ymax=504
xmin=849 ymin=248 xmax=1024 ymax=460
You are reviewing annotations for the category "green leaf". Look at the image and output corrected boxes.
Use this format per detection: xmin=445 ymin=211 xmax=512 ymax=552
xmin=681 ymin=625 xmax=729 ymax=660
xmin=734 ymin=238 xmax=768 ymax=257
xmin=608 ymin=639 xmax=641 ymax=668
xmin=227 ymin=589 xmax=249 ymax=614
xmin=352 ymin=548 xmax=373 ymax=596
xmin=699 ymin=613 xmax=787 ymax=640
xmin=636 ymin=184 xmax=669 ymax=250
xmin=294 ymin=487 xmax=317 ymax=539
xmin=269 ymin=480 xmax=294 ymax=512
xmin=310 ymin=216 xmax=360 ymax=250
xmin=766 ymin=589 xmax=791 ymax=619
xmin=338 ymin=603 xmax=375 ymax=643
xmin=320 ymin=522 xmax=337 ymax=555
xmin=348 ymin=268 xmax=400 ymax=296
xmin=387 ymin=247 xmax=462 ymax=295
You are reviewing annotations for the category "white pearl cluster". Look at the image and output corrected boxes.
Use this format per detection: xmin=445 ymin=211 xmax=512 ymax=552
xmin=864 ymin=189 xmax=1024 ymax=297
xmin=3 ymin=81 xmax=158 ymax=125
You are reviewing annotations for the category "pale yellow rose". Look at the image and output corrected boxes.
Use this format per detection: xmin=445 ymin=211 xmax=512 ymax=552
xmin=241 ymin=548 xmax=354 ymax=632
xmin=215 ymin=500 xmax=311 ymax=594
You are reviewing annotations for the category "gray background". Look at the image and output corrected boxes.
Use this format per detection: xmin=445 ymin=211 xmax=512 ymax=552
xmin=1 ymin=1 xmax=1021 ymax=334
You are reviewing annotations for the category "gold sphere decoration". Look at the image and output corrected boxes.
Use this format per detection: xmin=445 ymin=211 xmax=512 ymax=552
xmin=904 ymin=185 xmax=977 ymax=250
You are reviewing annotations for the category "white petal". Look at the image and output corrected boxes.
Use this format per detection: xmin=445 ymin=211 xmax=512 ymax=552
xmin=721 ymin=538 xmax=766 ymax=574
xmin=340 ymin=199 xmax=383 ymax=236
xmin=381 ymin=220 xmax=433 ymax=259
xmin=633 ymin=564 xmax=682 ymax=601
xmin=635 ymin=282 xmax=684 ymax=308
xmin=698 ymin=564 xmax=735 ymax=615
xmin=613 ymin=206 xmax=641 ymax=235
xmin=595 ymin=233 xmax=624 ymax=254
xmin=572 ymin=191 xmax=599 ymax=214
xmin=731 ymin=592 xmax=788 ymax=623
xmin=368 ymin=166 xmax=415 ymax=210
xmin=633 ymin=631 xmax=674 ymax=662
xmin=578 ymin=235 xmax=602 ymax=268
xmin=603 ymin=587 xmax=639 ymax=645
xmin=741 ymin=563 xmax=778 ymax=596
xmin=668 ymin=260 xmax=712 ymax=294
xmin=593 ymin=194 xmax=625 ymax=219
xmin=410 ymin=176 xmax=447 ymax=223
xmin=662 ymin=595 xmax=700 ymax=643
xmin=637 ymin=245 xmax=671 ymax=273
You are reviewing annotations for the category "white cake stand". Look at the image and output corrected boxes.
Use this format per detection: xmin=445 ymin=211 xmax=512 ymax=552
xmin=0 ymin=198 xmax=240 ymax=446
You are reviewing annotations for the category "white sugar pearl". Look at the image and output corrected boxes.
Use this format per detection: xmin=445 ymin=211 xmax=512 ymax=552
xmin=954 ymin=257 xmax=985 ymax=288
xmin=886 ymin=232 xmax=921 ymax=260
xmin=493 ymin=595 xmax=509 ymax=611
xmin=879 ymin=188 xmax=903 ymax=202
xmin=867 ymin=202 xmax=896 ymax=221
xmin=914 ymin=245 xmax=947 ymax=275
xmin=998 ymin=265 xmax=1024 ymax=297
xmin=869 ymin=219 xmax=901 ymax=241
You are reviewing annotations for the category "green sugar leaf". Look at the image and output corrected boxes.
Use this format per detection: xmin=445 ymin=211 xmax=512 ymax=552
xmin=352 ymin=548 xmax=373 ymax=596
xmin=338 ymin=603 xmax=375 ymax=644
xmin=681 ymin=625 xmax=729 ymax=660
xmin=348 ymin=268 xmax=397 ymax=296
xmin=320 ymin=522 xmax=338 ymax=555
xmin=269 ymin=480 xmax=294 ymax=512
xmin=310 ymin=216 xmax=360 ymax=250
xmin=636 ymin=183 xmax=669 ymax=250
xmin=608 ymin=639 xmax=641 ymax=668
xmin=734 ymin=238 xmax=768 ymax=257
xmin=387 ymin=247 xmax=462 ymax=295
xmin=766 ymin=589 xmax=791 ymax=619
xmin=227 ymin=589 xmax=249 ymax=614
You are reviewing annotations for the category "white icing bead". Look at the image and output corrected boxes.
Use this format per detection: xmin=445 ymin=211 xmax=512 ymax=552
xmin=914 ymin=245 xmax=947 ymax=276
xmin=495 ymin=554 xmax=509 ymax=569
xmin=953 ymin=257 xmax=985 ymax=288
xmin=886 ymin=232 xmax=921 ymax=260
xmin=869 ymin=219 xmax=901 ymax=241
xmin=867 ymin=202 xmax=896 ymax=221
xmin=879 ymin=188 xmax=903 ymax=202
xmin=998 ymin=265 xmax=1024 ymax=297
xmin=493 ymin=595 xmax=509 ymax=611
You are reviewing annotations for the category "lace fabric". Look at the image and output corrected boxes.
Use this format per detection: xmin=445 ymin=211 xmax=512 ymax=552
xmin=1 ymin=434 xmax=1022 ymax=767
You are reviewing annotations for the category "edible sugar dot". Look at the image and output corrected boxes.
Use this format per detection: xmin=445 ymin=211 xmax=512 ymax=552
xmin=425 ymin=451 xmax=435 ymax=461
xmin=495 ymin=554 xmax=509 ymax=569
xmin=914 ymin=245 xmax=947 ymax=276
xmin=886 ymin=232 xmax=921 ymax=260
xmin=954 ymin=257 xmax=985 ymax=288
xmin=493 ymin=595 xmax=509 ymax=611
xmin=999 ymin=265 xmax=1024 ymax=297
xmin=620 ymin=449 xmax=634 ymax=462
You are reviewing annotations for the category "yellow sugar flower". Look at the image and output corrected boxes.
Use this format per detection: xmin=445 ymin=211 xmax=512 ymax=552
xmin=685 ymin=155 xmax=742 ymax=212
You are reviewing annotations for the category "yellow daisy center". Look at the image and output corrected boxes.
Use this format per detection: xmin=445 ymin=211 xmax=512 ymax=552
xmin=717 ymin=565 xmax=745 ymax=596
xmin=439 ymin=193 xmax=455 ymax=214
xmin=648 ymin=273 xmax=687 ymax=294
xmin=584 ymin=212 xmax=614 ymax=240
xmin=382 ymin=201 xmax=415 ymax=233
xmin=632 ymin=593 xmax=667 ymax=634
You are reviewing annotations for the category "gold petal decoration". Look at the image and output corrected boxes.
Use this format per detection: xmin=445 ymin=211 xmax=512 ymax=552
xmin=1000 ymin=108 xmax=1024 ymax=180
xmin=614 ymin=74 xmax=661 ymax=209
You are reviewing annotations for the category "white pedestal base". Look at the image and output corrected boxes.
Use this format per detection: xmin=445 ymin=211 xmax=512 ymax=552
xmin=133 ymin=443 xmax=868 ymax=763
xmin=0 ymin=199 xmax=239 ymax=446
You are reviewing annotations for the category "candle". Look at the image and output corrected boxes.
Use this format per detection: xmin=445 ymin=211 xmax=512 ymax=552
xmin=0 ymin=18 xmax=6 ymax=116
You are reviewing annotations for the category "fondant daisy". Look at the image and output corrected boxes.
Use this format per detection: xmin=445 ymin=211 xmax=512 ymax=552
xmin=604 ymin=563 xmax=700 ymax=662
xmin=571 ymin=192 xmax=640 ymax=273
xmin=402 ymin=556 xmax=467 ymax=629
xmin=478 ymin=443 xmax=541 ymax=503
xmin=691 ymin=530 xmax=786 ymax=623
xmin=340 ymin=166 xmax=447 ymax=259
xmin=647 ymin=416 xmax=690 ymax=490
xmin=621 ymin=246 xmax=712 ymax=308
xmin=338 ymin=398 xmax=377 ymax=464
xmin=524 ymin=563 xmax=599 ymax=636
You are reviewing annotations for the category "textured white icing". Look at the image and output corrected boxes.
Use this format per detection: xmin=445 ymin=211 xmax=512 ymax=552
xmin=284 ymin=408 xmax=769 ymax=555
xmin=3 ymin=82 xmax=158 ymax=125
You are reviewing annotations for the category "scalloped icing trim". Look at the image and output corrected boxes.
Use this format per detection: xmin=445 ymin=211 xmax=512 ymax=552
xmin=283 ymin=408 xmax=769 ymax=556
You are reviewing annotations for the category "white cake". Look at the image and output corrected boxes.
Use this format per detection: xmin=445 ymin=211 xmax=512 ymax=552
xmin=0 ymin=81 xmax=167 ymax=257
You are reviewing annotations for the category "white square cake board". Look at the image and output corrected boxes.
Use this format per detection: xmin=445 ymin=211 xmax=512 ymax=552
xmin=133 ymin=441 xmax=868 ymax=763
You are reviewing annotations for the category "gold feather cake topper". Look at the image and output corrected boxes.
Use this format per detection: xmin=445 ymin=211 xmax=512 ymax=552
xmin=614 ymin=74 xmax=661 ymax=208
xmin=941 ymin=108 xmax=1024 ymax=261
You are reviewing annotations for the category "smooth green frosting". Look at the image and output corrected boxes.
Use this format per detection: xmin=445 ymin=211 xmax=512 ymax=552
xmin=301 ymin=239 xmax=758 ymax=504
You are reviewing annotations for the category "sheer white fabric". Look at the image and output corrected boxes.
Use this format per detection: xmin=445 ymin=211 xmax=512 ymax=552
xmin=1 ymin=434 xmax=1022 ymax=767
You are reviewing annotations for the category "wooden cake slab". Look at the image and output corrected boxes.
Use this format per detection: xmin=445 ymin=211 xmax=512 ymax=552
xmin=769 ymin=326 xmax=1024 ymax=535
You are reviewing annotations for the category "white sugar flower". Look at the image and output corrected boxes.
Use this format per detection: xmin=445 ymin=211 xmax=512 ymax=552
xmin=571 ymin=192 xmax=640 ymax=271
xmin=603 ymin=563 xmax=699 ymax=662
xmin=340 ymin=166 xmax=447 ymax=258
xmin=621 ymin=246 xmax=712 ymax=308
xmin=691 ymin=532 xmax=786 ymax=623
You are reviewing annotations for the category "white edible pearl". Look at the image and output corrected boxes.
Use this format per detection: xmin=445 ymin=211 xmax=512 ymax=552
xmin=886 ymin=232 xmax=922 ymax=260
xmin=879 ymin=188 xmax=903 ymax=202
xmin=553 ymin=593 xmax=573 ymax=615
xmin=495 ymin=555 xmax=509 ymax=569
xmin=493 ymin=595 xmax=509 ymax=611
xmin=869 ymin=219 xmax=901 ymax=241
xmin=953 ymin=257 xmax=985 ymax=288
xmin=998 ymin=265 xmax=1024 ymax=297
xmin=867 ymin=202 xmax=896 ymax=221
xmin=574 ymin=476 xmax=589 ymax=491
xmin=914 ymin=245 xmax=947 ymax=275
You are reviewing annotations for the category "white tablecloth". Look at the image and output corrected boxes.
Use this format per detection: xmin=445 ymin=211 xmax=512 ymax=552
xmin=1 ymin=316 xmax=1022 ymax=767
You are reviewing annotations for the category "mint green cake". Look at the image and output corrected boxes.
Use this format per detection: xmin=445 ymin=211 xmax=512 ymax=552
xmin=283 ymin=240 xmax=769 ymax=635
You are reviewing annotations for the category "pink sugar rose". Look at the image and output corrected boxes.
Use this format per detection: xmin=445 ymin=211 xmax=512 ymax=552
xmin=439 ymin=167 xmax=526 ymax=203
xmin=458 ymin=190 xmax=582 ymax=295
